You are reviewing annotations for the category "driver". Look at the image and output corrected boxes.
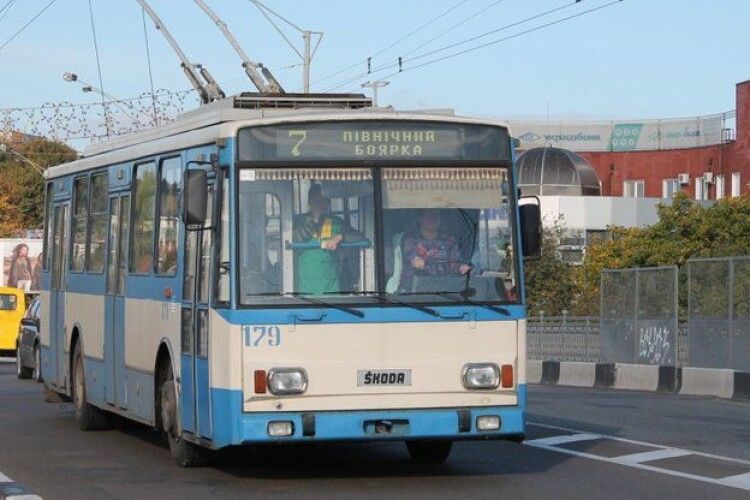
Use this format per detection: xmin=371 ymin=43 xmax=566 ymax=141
xmin=400 ymin=209 xmax=470 ymax=290
xmin=293 ymin=184 xmax=361 ymax=295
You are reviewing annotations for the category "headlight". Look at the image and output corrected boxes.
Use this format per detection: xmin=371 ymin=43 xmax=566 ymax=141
xmin=462 ymin=363 xmax=500 ymax=389
xmin=267 ymin=368 xmax=308 ymax=395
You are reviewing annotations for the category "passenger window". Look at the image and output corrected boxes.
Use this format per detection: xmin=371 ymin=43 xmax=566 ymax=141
xmin=130 ymin=162 xmax=157 ymax=274
xmin=71 ymin=177 xmax=89 ymax=272
xmin=156 ymin=157 xmax=181 ymax=276
xmin=86 ymin=172 xmax=108 ymax=272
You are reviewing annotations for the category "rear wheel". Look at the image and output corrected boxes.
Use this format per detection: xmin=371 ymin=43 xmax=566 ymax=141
xmin=16 ymin=345 xmax=32 ymax=379
xmin=33 ymin=345 xmax=43 ymax=383
xmin=159 ymin=362 xmax=208 ymax=468
xmin=71 ymin=343 xmax=111 ymax=431
xmin=405 ymin=440 xmax=453 ymax=464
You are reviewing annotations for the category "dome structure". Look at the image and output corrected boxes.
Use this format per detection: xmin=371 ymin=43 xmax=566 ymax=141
xmin=517 ymin=147 xmax=601 ymax=196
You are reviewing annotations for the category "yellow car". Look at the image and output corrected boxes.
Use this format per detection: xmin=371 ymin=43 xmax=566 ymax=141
xmin=0 ymin=287 xmax=26 ymax=356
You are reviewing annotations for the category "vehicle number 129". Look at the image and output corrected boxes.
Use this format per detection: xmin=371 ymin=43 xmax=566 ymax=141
xmin=243 ymin=325 xmax=282 ymax=347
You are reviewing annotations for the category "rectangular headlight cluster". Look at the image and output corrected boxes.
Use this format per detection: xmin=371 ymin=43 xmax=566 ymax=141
xmin=462 ymin=363 xmax=500 ymax=389
xmin=267 ymin=368 xmax=308 ymax=395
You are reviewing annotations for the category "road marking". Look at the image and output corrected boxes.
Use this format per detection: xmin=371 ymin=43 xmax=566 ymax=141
xmin=525 ymin=433 xmax=600 ymax=447
xmin=614 ymin=448 xmax=693 ymax=465
xmin=0 ymin=471 xmax=42 ymax=499
xmin=0 ymin=472 xmax=12 ymax=482
xmin=526 ymin=422 xmax=750 ymax=492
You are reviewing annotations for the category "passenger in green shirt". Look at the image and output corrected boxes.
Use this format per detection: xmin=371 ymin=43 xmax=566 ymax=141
xmin=293 ymin=185 xmax=362 ymax=295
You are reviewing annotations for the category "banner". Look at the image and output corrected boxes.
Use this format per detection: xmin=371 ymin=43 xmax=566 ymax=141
xmin=510 ymin=113 xmax=726 ymax=152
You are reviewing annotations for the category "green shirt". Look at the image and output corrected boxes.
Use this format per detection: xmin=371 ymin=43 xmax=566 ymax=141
xmin=293 ymin=213 xmax=346 ymax=295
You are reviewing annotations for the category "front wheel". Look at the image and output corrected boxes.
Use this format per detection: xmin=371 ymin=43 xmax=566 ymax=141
xmin=159 ymin=363 xmax=208 ymax=468
xmin=71 ymin=343 xmax=111 ymax=431
xmin=405 ymin=440 xmax=453 ymax=464
xmin=16 ymin=346 xmax=32 ymax=379
xmin=33 ymin=344 xmax=43 ymax=383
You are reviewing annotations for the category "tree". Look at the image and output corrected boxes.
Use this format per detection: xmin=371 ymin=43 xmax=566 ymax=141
xmin=524 ymin=217 xmax=577 ymax=317
xmin=0 ymin=138 xmax=77 ymax=236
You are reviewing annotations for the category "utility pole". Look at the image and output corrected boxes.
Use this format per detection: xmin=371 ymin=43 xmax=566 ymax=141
xmin=248 ymin=0 xmax=322 ymax=93
xmin=361 ymin=80 xmax=389 ymax=107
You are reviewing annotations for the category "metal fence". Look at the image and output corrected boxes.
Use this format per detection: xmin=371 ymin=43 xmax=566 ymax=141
xmin=687 ymin=257 xmax=750 ymax=371
xmin=600 ymin=267 xmax=679 ymax=365
xmin=527 ymin=317 xmax=688 ymax=365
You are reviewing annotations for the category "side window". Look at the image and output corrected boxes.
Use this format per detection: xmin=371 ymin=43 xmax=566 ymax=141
xmin=130 ymin=162 xmax=157 ymax=274
xmin=71 ymin=177 xmax=89 ymax=272
xmin=43 ymin=182 xmax=53 ymax=270
xmin=217 ymin=177 xmax=230 ymax=303
xmin=86 ymin=172 xmax=108 ymax=272
xmin=156 ymin=157 xmax=181 ymax=276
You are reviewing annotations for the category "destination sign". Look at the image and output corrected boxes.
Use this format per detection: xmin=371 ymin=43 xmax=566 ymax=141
xmin=237 ymin=121 xmax=510 ymax=162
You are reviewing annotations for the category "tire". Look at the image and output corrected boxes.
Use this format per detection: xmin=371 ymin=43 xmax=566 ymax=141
xmin=16 ymin=345 xmax=32 ymax=380
xmin=71 ymin=343 xmax=112 ymax=431
xmin=159 ymin=362 xmax=208 ymax=468
xmin=33 ymin=345 xmax=43 ymax=383
xmin=405 ymin=440 xmax=453 ymax=464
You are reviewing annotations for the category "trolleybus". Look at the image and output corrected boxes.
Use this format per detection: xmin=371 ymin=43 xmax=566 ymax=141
xmin=40 ymin=93 xmax=541 ymax=466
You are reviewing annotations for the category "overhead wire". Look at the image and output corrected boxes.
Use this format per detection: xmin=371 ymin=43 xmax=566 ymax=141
xmin=343 ymin=0 xmax=625 ymax=93
xmin=140 ymin=6 xmax=158 ymax=126
xmin=0 ymin=0 xmax=57 ymax=52
xmin=86 ymin=0 xmax=109 ymax=136
xmin=310 ymin=0 xmax=470 ymax=89
xmin=322 ymin=0 xmax=614 ymax=93
xmin=0 ymin=0 xmax=16 ymax=24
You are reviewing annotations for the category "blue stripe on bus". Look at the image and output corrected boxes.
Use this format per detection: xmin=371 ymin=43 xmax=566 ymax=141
xmin=217 ymin=304 xmax=525 ymax=325
xmin=209 ymin=385 xmax=526 ymax=448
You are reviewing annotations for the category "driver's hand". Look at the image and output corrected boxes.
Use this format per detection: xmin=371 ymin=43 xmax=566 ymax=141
xmin=459 ymin=264 xmax=471 ymax=275
xmin=321 ymin=235 xmax=342 ymax=250
xmin=411 ymin=256 xmax=425 ymax=269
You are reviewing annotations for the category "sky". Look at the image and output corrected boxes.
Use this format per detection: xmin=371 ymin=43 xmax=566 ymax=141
xmin=0 ymin=0 xmax=748 ymax=122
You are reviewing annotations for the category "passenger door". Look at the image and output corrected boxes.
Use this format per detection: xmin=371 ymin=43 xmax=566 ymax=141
xmin=180 ymin=184 xmax=214 ymax=439
xmin=104 ymin=195 xmax=130 ymax=408
xmin=48 ymin=203 xmax=68 ymax=389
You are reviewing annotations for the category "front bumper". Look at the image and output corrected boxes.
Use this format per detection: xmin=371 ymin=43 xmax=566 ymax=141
xmin=210 ymin=386 xmax=527 ymax=448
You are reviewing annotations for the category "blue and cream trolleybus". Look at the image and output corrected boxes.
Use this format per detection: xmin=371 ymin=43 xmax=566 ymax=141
xmin=40 ymin=93 xmax=542 ymax=466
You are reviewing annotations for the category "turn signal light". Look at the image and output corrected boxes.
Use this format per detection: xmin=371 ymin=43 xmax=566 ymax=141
xmin=254 ymin=370 xmax=267 ymax=394
xmin=501 ymin=364 xmax=514 ymax=388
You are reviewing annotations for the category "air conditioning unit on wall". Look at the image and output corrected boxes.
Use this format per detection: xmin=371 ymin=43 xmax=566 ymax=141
xmin=678 ymin=173 xmax=690 ymax=185
xmin=703 ymin=172 xmax=714 ymax=183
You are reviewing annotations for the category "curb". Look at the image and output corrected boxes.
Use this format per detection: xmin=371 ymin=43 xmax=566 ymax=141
xmin=529 ymin=360 xmax=749 ymax=400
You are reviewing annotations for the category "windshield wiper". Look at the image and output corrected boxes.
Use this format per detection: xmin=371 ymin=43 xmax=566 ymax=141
xmin=281 ymin=292 xmax=364 ymax=318
xmin=433 ymin=292 xmax=511 ymax=316
xmin=330 ymin=290 xmax=440 ymax=317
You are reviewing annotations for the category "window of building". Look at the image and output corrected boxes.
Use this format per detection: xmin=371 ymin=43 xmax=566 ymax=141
xmin=71 ymin=177 xmax=89 ymax=272
xmin=130 ymin=162 xmax=157 ymax=274
xmin=623 ymin=180 xmax=644 ymax=198
xmin=156 ymin=157 xmax=181 ymax=276
xmin=695 ymin=177 xmax=706 ymax=201
xmin=86 ymin=172 xmax=108 ymax=272
xmin=43 ymin=182 xmax=53 ymax=270
xmin=732 ymin=172 xmax=741 ymax=197
xmin=662 ymin=179 xmax=680 ymax=199
xmin=715 ymin=175 xmax=725 ymax=200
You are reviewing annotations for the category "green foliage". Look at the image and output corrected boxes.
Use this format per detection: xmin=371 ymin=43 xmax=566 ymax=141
xmin=524 ymin=217 xmax=577 ymax=316
xmin=0 ymin=138 xmax=76 ymax=236
xmin=577 ymin=192 xmax=750 ymax=315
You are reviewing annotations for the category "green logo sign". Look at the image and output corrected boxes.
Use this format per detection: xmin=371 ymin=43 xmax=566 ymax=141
xmin=610 ymin=123 xmax=644 ymax=151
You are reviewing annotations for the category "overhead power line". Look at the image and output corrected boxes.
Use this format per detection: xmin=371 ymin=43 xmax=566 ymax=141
xmin=311 ymin=0 xmax=469 ymax=89
xmin=0 ymin=0 xmax=16 ymax=23
xmin=0 ymin=0 xmax=57 ymax=52
xmin=323 ymin=0 xmax=619 ymax=93
xmin=341 ymin=0 xmax=625 ymax=93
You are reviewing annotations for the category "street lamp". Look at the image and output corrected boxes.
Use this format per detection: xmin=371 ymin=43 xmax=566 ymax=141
xmin=63 ymin=72 xmax=141 ymax=137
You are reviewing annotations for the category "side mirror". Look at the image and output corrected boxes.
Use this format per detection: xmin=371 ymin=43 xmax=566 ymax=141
xmin=184 ymin=169 xmax=208 ymax=227
xmin=519 ymin=196 xmax=542 ymax=259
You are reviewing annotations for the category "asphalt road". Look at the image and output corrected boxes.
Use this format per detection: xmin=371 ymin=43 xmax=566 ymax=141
xmin=1 ymin=357 xmax=749 ymax=499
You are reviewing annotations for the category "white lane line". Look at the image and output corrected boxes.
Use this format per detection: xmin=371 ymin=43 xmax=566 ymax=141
xmin=524 ymin=433 xmax=600 ymax=447
xmin=525 ymin=422 xmax=750 ymax=492
xmin=0 ymin=471 xmax=12 ymax=482
xmin=614 ymin=448 xmax=693 ymax=465
xmin=721 ymin=472 xmax=750 ymax=489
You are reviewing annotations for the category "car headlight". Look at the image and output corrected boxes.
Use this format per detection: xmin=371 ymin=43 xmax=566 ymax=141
xmin=267 ymin=368 xmax=308 ymax=395
xmin=462 ymin=363 xmax=500 ymax=389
